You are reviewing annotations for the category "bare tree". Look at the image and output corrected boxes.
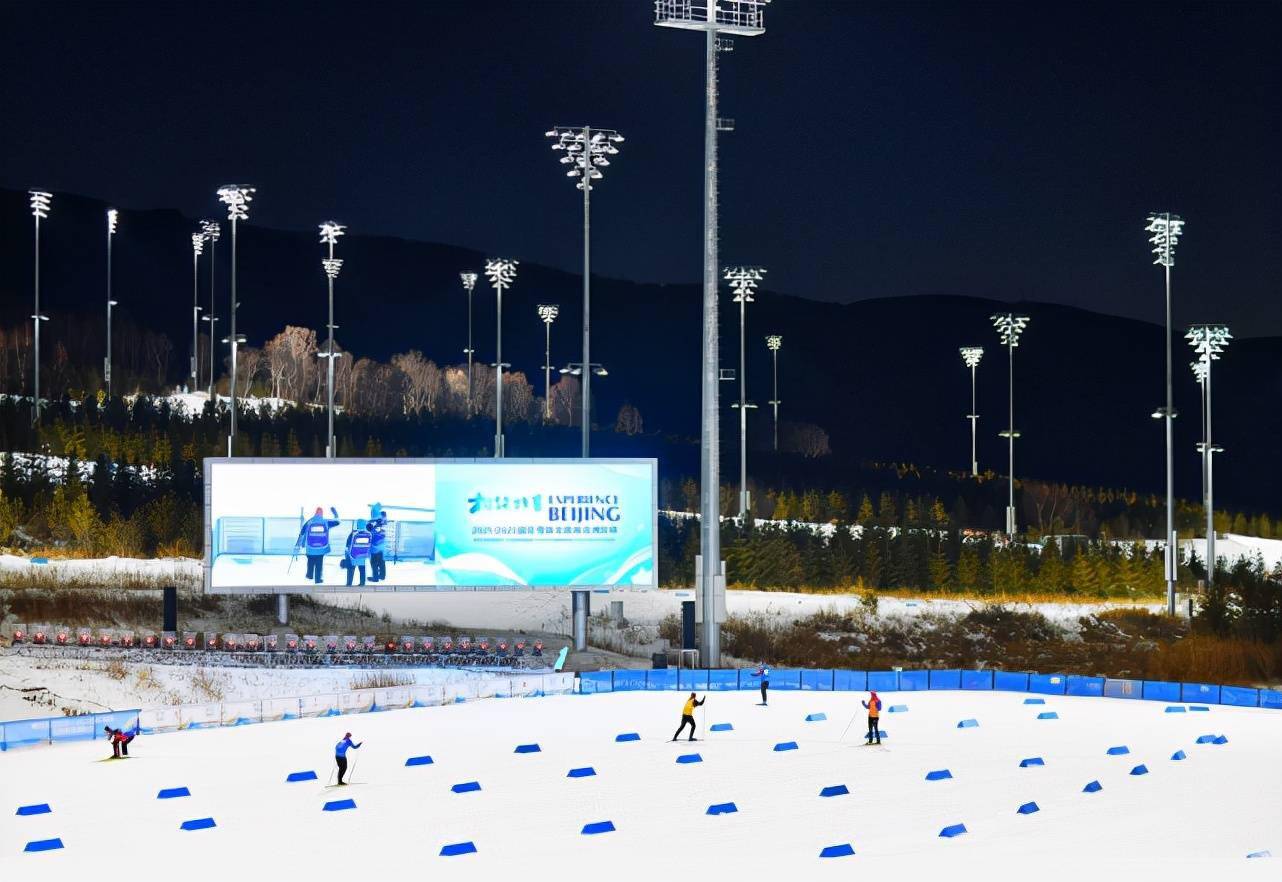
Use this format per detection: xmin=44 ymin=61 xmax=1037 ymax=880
xmin=392 ymin=350 xmax=444 ymax=415
xmin=548 ymin=374 xmax=580 ymax=426
xmin=615 ymin=402 xmax=644 ymax=435
xmin=502 ymin=371 xmax=536 ymax=424
xmin=780 ymin=421 xmax=831 ymax=458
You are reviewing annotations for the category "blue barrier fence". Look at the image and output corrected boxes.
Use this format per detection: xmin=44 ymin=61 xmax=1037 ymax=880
xmin=576 ymin=669 xmax=1282 ymax=711
xmin=1 ymin=709 xmax=140 ymax=751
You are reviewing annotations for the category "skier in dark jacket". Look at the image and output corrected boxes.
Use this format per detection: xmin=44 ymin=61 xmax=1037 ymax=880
xmin=334 ymin=732 xmax=362 ymax=784
xmin=104 ymin=725 xmax=134 ymax=758
xmin=344 ymin=519 xmax=373 ymax=587
xmin=751 ymin=662 xmax=771 ymax=706
xmin=671 ymin=693 xmax=705 ymax=742
xmin=862 ymin=691 xmax=882 ymax=744
xmin=296 ymin=507 xmax=340 ymax=584
xmin=367 ymin=503 xmax=388 ymax=583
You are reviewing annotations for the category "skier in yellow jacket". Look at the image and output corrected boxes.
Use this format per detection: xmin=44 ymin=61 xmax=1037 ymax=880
xmin=671 ymin=692 xmax=706 ymax=741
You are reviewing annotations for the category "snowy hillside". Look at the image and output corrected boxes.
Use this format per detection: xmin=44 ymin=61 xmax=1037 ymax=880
xmin=3 ymin=689 xmax=1278 ymax=878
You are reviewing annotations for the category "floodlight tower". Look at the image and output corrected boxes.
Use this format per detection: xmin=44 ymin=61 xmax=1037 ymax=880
xmin=1187 ymin=324 xmax=1230 ymax=587
xmin=960 ymin=346 xmax=984 ymax=476
xmin=726 ymin=266 xmax=765 ymax=517
xmin=545 ymin=125 xmax=624 ymax=456
xmin=1146 ymin=212 xmax=1185 ymax=615
xmin=485 ymin=259 xmax=518 ymax=457
xmin=28 ymin=190 xmax=51 ymax=425
xmin=460 ymin=272 xmax=478 ymax=413
xmin=190 ymin=231 xmax=204 ymax=393
xmin=991 ymin=314 xmax=1029 ymax=538
xmin=105 ymin=209 xmax=120 ymax=399
xmin=200 ymin=220 xmax=221 ymax=398
xmin=765 ymin=334 xmax=782 ymax=451
xmin=318 ymin=222 xmax=346 ymax=458
xmin=217 ymin=185 xmax=255 ymax=455
xmin=655 ymin=0 xmax=770 ymax=667
xmin=538 ymin=304 xmax=559 ymax=420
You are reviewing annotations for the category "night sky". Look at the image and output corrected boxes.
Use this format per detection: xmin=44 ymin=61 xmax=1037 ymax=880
xmin=2 ymin=1 xmax=1279 ymax=334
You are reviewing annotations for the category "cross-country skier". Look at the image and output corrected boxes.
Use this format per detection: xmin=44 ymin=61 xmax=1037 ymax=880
xmin=751 ymin=661 xmax=771 ymax=705
xmin=671 ymin=693 xmax=705 ymax=742
xmin=862 ymin=691 xmax=882 ymax=744
xmin=104 ymin=725 xmax=134 ymax=759
xmin=334 ymin=732 xmax=362 ymax=784
xmin=344 ymin=519 xmax=373 ymax=587
xmin=367 ymin=503 xmax=388 ymax=583
xmin=296 ymin=507 xmax=340 ymax=585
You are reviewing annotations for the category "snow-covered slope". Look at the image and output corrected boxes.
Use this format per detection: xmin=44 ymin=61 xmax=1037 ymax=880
xmin=2 ymin=690 xmax=1278 ymax=879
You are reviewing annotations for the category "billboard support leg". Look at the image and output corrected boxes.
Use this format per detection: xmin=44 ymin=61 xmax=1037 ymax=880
xmin=276 ymin=594 xmax=289 ymax=626
xmin=571 ymin=589 xmax=589 ymax=652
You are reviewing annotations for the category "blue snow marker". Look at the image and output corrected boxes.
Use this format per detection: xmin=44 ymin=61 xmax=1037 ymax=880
xmin=956 ymin=718 xmax=979 ymax=729
xmin=1083 ymin=780 xmax=1103 ymax=793
xmin=581 ymin=820 xmax=615 ymax=835
xmin=451 ymin=781 xmax=482 ymax=794
xmin=1164 ymin=706 xmax=1186 ymax=713
xmin=24 ymin=838 xmax=63 ymax=853
xmin=820 ymin=843 xmax=855 ymax=858
xmin=1020 ymin=757 xmax=1045 ymax=768
xmin=1171 ymin=750 xmax=1187 ymax=761
xmin=820 ymin=784 xmax=850 ymax=798
xmin=706 ymin=802 xmax=738 ymax=815
xmin=1023 ymin=697 xmax=1045 ymax=705
xmin=1189 ymin=705 xmax=1210 ymax=712
xmin=440 ymin=841 xmax=477 ymax=857
xmin=1037 ymin=711 xmax=1059 ymax=720
xmin=1106 ymin=745 xmax=1130 ymax=756
xmin=710 ymin=723 xmax=734 ymax=732
xmin=286 ymin=770 xmax=318 ymax=782
xmin=514 ymin=743 xmax=541 ymax=754
xmin=888 ymin=704 xmax=909 ymax=713
xmin=615 ymin=732 xmax=640 ymax=742
xmin=773 ymin=741 xmax=799 ymax=752
xmin=1247 ymin=850 xmax=1272 ymax=859
xmin=180 ymin=817 xmax=216 ymax=831
xmin=1212 ymin=735 xmax=1229 ymax=745
xmin=1195 ymin=734 xmax=1218 ymax=744
xmin=1130 ymin=764 xmax=1149 ymax=776
xmin=925 ymin=769 xmax=954 ymax=781
xmin=939 ymin=823 xmax=968 ymax=838
xmin=405 ymin=756 xmax=434 ymax=767
xmin=1017 ymin=802 xmax=1040 ymax=815
xmin=676 ymin=753 xmax=703 ymax=764
xmin=322 ymin=799 xmax=356 ymax=812
xmin=17 ymin=804 xmax=51 ymax=816
xmin=31 ymin=556 xmax=49 ymax=565
xmin=567 ymin=767 xmax=596 ymax=778
xmin=805 ymin=713 xmax=827 ymax=722
xmin=157 ymin=787 xmax=191 ymax=799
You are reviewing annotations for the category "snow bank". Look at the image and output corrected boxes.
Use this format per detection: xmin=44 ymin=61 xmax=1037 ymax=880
xmin=1 ymin=689 xmax=1278 ymax=878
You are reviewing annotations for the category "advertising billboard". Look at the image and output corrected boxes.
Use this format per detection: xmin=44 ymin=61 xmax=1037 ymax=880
xmin=204 ymin=458 xmax=657 ymax=593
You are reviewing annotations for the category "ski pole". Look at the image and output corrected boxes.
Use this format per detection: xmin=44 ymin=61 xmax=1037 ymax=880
xmin=349 ymin=756 xmax=358 ymax=785
xmin=839 ymin=706 xmax=861 ymax=743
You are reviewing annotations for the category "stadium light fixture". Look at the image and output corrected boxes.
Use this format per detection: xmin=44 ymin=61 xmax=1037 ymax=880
xmin=991 ymin=314 xmax=1029 ymax=538
xmin=1146 ymin=211 xmax=1185 ymax=615
xmin=766 ymin=334 xmax=782 ymax=451
xmin=191 ymin=231 xmax=205 ymax=395
xmin=217 ymin=185 xmax=255 ymax=454
xmin=725 ymin=266 xmax=765 ymax=517
xmin=960 ymin=346 xmax=984 ymax=476
xmin=28 ymin=190 xmax=52 ymax=425
xmin=485 ymin=258 xmax=519 ymax=458
xmin=538 ymin=304 xmax=559 ymax=420
xmin=200 ymin=220 xmax=221 ymax=397
xmin=1187 ymin=323 xmax=1230 ymax=587
xmin=104 ymin=209 xmax=120 ymax=399
xmin=318 ymin=222 xmax=346 ymax=458
xmin=460 ymin=271 xmax=479 ymax=413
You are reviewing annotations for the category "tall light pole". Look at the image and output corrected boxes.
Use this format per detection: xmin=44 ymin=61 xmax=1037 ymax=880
xmin=485 ymin=258 xmax=518 ymax=458
xmin=766 ymin=334 xmax=782 ymax=451
xmin=991 ymin=314 xmax=1029 ymax=538
xmin=28 ymin=190 xmax=51 ymax=426
xmin=1146 ymin=212 xmax=1185 ymax=615
xmin=200 ymin=220 xmax=221 ymax=398
xmin=726 ymin=266 xmax=764 ymax=517
xmin=960 ymin=346 xmax=984 ymax=476
xmin=1187 ymin=324 xmax=1230 ymax=589
xmin=190 ymin=230 xmax=204 ymax=394
xmin=318 ymin=222 xmax=346 ymax=458
xmin=538 ymin=304 xmax=559 ymax=420
xmin=460 ymin=272 xmax=478 ymax=414
xmin=105 ymin=208 xmax=119 ymax=399
xmin=545 ymin=125 xmax=625 ymax=457
xmin=217 ymin=186 xmax=254 ymax=454
xmin=656 ymin=0 xmax=770 ymax=667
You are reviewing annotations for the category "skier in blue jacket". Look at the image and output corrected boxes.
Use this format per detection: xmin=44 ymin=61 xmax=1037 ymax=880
xmin=296 ymin=507 xmax=340 ymax=584
xmin=367 ymin=503 xmax=388 ymax=583
xmin=334 ymin=732 xmax=362 ymax=785
xmin=344 ymin=519 xmax=373 ymax=587
xmin=751 ymin=661 xmax=771 ymax=706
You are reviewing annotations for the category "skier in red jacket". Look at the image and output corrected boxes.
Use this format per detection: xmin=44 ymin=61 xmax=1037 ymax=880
xmin=104 ymin=725 xmax=135 ymax=759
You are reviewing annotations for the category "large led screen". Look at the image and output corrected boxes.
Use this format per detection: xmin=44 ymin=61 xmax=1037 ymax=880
xmin=204 ymin=458 xmax=657 ymax=593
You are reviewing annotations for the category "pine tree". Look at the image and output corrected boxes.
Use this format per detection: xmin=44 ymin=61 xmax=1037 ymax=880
xmin=877 ymin=492 xmax=897 ymax=527
xmin=928 ymin=543 xmax=953 ymax=592
xmin=956 ymin=543 xmax=982 ymax=592
xmin=856 ymin=493 xmax=874 ymax=525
